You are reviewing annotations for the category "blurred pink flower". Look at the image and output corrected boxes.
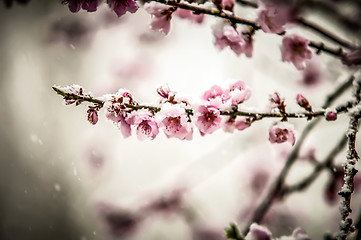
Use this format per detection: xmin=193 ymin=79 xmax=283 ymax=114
xmin=222 ymin=0 xmax=235 ymax=12
xmin=269 ymin=122 xmax=296 ymax=146
xmin=176 ymin=9 xmax=204 ymax=24
xmin=195 ymin=105 xmax=222 ymax=135
xmin=245 ymin=223 xmax=272 ymax=240
xmin=213 ymin=23 xmax=252 ymax=57
xmin=158 ymin=105 xmax=193 ymax=140
xmin=107 ymin=0 xmax=139 ymax=17
xmin=259 ymin=6 xmax=292 ymax=34
xmin=342 ymin=47 xmax=361 ymax=66
xmin=301 ymin=59 xmax=323 ymax=87
xmin=281 ymin=35 xmax=312 ymax=70
xmin=222 ymin=117 xmax=250 ymax=133
xmin=291 ymin=227 xmax=311 ymax=240
xmin=146 ymin=2 xmax=174 ymax=35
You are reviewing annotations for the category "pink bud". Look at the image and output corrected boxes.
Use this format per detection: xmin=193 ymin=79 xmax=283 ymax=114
xmin=157 ymin=85 xmax=170 ymax=99
xmin=87 ymin=109 xmax=98 ymax=125
xmin=296 ymin=94 xmax=311 ymax=111
xmin=325 ymin=111 xmax=337 ymax=121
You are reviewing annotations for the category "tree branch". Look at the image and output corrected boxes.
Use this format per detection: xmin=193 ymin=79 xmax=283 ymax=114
xmin=241 ymin=75 xmax=355 ymax=236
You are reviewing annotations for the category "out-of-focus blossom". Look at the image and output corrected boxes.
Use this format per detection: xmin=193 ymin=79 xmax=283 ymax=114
xmin=281 ymin=35 xmax=312 ymax=70
xmin=245 ymin=223 xmax=272 ymax=240
xmin=342 ymin=47 xmax=361 ymax=66
xmin=107 ymin=0 xmax=139 ymax=17
xmin=62 ymin=0 xmax=100 ymax=12
xmin=195 ymin=105 xmax=222 ymax=136
xmin=3 ymin=0 xmax=30 ymax=8
xmin=128 ymin=111 xmax=159 ymax=140
xmin=203 ymin=85 xmax=231 ymax=108
xmin=145 ymin=2 xmax=174 ymax=35
xmin=87 ymin=109 xmax=99 ymax=125
xmin=222 ymin=0 xmax=235 ymax=12
xmin=213 ymin=23 xmax=252 ymax=57
xmin=291 ymin=227 xmax=311 ymax=240
xmin=229 ymin=80 xmax=252 ymax=105
xmin=97 ymin=203 xmax=142 ymax=238
xmin=144 ymin=189 xmax=184 ymax=215
xmin=192 ymin=226 xmax=224 ymax=240
xmin=158 ymin=105 xmax=193 ymax=140
xmin=259 ymin=6 xmax=292 ymax=34
xmin=296 ymin=94 xmax=312 ymax=111
xmin=82 ymin=0 xmax=99 ymax=12
xmin=269 ymin=122 xmax=296 ymax=146
xmin=301 ymin=59 xmax=323 ymax=87
xmin=176 ymin=9 xmax=204 ymax=24
xmin=325 ymin=110 xmax=337 ymax=121
xmin=222 ymin=117 xmax=250 ymax=133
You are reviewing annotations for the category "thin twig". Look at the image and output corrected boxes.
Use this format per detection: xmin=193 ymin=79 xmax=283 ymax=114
xmin=280 ymin=135 xmax=348 ymax=196
xmin=241 ymin=75 xmax=354 ymax=236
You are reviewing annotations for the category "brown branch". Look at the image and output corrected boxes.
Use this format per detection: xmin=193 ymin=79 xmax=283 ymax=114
xmin=241 ymin=75 xmax=355 ymax=236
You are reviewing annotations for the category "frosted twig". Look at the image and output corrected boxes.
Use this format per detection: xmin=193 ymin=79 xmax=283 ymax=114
xmin=335 ymin=78 xmax=361 ymax=240
xmin=242 ymin=75 xmax=355 ymax=236
xmin=52 ymin=86 xmax=354 ymax=120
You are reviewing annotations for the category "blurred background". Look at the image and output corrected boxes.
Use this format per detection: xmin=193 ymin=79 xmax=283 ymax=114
xmin=0 ymin=0 xmax=360 ymax=239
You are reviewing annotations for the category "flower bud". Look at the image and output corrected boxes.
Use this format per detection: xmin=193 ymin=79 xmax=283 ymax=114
xmin=296 ymin=94 xmax=312 ymax=111
xmin=325 ymin=110 xmax=337 ymax=121
xmin=87 ymin=109 xmax=98 ymax=125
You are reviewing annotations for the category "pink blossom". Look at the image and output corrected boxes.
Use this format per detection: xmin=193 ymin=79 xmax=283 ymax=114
xmin=87 ymin=109 xmax=98 ymax=125
xmin=195 ymin=105 xmax=222 ymax=135
xmin=62 ymin=0 xmax=83 ymax=12
xmin=128 ymin=111 xmax=159 ymax=141
xmin=213 ymin=23 xmax=249 ymax=57
xmin=222 ymin=117 xmax=250 ymax=133
xmin=203 ymin=85 xmax=231 ymax=108
xmin=107 ymin=0 xmax=139 ymax=17
xmin=269 ymin=122 xmax=296 ymax=146
xmin=259 ymin=6 xmax=292 ymax=34
xmin=281 ymin=35 xmax=312 ymax=70
xmin=245 ymin=223 xmax=272 ymax=240
xmin=106 ymin=106 xmax=132 ymax=138
xmin=145 ymin=2 xmax=174 ymax=35
xmin=176 ymin=9 xmax=204 ymax=24
xmin=229 ymin=80 xmax=252 ymax=105
xmin=158 ymin=105 xmax=193 ymax=140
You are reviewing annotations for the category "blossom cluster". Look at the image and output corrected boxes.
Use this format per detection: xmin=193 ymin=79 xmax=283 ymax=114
xmin=102 ymin=81 xmax=253 ymax=141
xmin=55 ymin=82 xmax=312 ymax=146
